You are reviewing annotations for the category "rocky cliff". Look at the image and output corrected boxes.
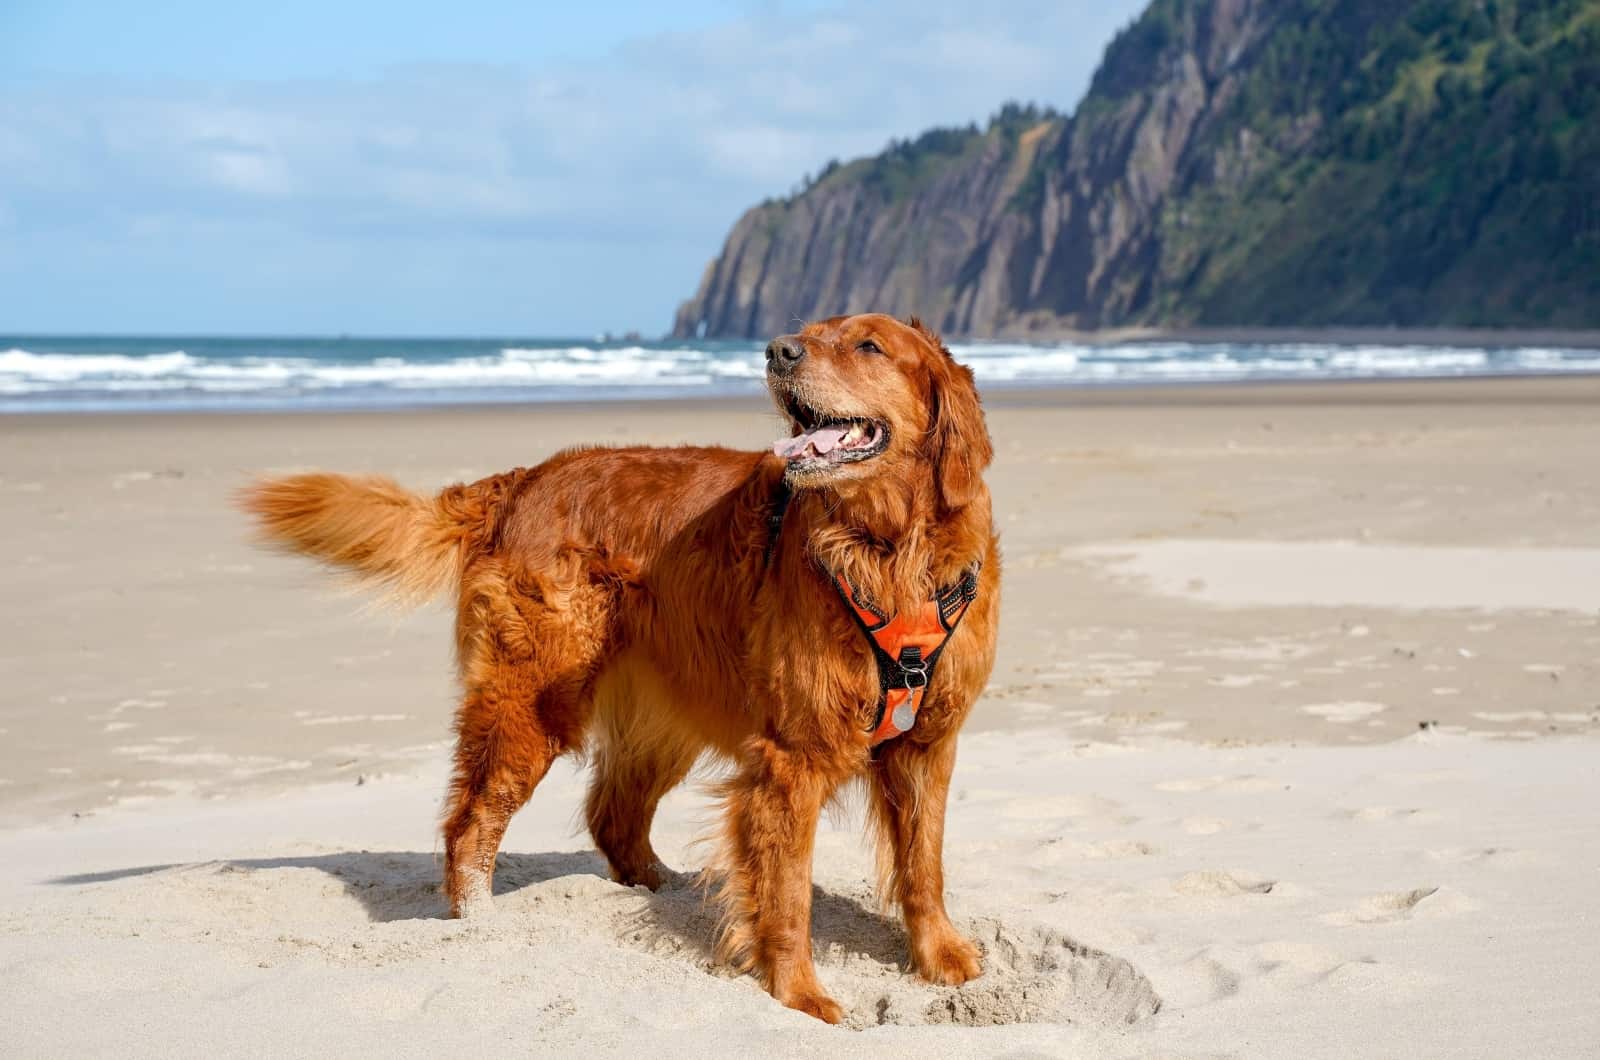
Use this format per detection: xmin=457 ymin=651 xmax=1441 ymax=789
xmin=673 ymin=0 xmax=1600 ymax=338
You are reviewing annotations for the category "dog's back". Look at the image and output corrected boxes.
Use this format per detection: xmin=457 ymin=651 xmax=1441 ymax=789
xmin=241 ymin=445 xmax=769 ymax=604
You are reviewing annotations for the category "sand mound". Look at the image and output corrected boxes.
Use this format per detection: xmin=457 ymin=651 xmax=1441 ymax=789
xmin=44 ymin=848 xmax=1160 ymax=1033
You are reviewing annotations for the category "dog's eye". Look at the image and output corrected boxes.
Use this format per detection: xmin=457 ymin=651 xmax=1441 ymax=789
xmin=856 ymin=339 xmax=883 ymax=355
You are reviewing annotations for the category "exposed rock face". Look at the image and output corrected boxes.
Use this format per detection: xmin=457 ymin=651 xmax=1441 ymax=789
xmin=672 ymin=120 xmax=1060 ymax=339
xmin=673 ymin=0 xmax=1600 ymax=337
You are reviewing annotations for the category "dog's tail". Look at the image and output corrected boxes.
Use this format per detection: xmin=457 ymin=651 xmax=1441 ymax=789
xmin=238 ymin=472 xmax=496 ymax=606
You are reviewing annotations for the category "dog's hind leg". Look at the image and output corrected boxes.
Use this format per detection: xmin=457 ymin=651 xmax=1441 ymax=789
xmin=584 ymin=714 xmax=698 ymax=890
xmin=442 ymin=561 xmax=612 ymax=918
xmin=441 ymin=671 xmax=562 ymax=918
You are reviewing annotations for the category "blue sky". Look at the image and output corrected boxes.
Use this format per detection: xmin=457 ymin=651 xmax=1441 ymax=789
xmin=1 ymin=1 xmax=1146 ymax=336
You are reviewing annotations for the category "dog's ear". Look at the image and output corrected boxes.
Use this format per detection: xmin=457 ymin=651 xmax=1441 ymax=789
xmin=914 ymin=320 xmax=992 ymax=511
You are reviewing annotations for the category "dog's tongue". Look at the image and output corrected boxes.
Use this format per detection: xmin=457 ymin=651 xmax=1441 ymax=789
xmin=774 ymin=424 xmax=848 ymax=460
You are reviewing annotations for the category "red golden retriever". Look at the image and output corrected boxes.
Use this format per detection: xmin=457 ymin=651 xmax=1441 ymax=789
xmin=240 ymin=313 xmax=999 ymax=1022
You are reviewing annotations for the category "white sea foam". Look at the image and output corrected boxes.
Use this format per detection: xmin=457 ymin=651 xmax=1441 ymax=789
xmin=0 ymin=339 xmax=1595 ymax=412
xmin=0 ymin=349 xmax=197 ymax=380
xmin=0 ymin=345 xmax=750 ymax=395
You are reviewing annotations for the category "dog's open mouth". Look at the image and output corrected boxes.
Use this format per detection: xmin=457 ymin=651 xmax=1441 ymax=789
xmin=773 ymin=395 xmax=889 ymax=470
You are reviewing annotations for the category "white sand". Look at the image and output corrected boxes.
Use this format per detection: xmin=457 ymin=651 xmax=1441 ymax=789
xmin=1076 ymin=540 xmax=1600 ymax=611
xmin=2 ymin=729 xmax=1597 ymax=1057
xmin=4 ymin=382 xmax=1600 ymax=1055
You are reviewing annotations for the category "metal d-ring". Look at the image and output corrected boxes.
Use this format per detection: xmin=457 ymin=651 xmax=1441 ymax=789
xmin=892 ymin=663 xmax=929 ymax=732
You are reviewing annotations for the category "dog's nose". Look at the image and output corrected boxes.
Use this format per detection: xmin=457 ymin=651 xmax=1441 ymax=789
xmin=765 ymin=335 xmax=806 ymax=374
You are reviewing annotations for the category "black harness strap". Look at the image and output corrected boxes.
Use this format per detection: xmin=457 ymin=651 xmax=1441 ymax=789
xmin=763 ymin=477 xmax=794 ymax=570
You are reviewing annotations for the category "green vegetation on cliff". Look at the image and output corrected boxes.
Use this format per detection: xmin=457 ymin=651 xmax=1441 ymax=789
xmin=674 ymin=0 xmax=1600 ymax=337
xmin=1146 ymin=0 xmax=1600 ymax=326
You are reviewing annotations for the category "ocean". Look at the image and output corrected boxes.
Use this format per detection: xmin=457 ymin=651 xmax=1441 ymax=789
xmin=3 ymin=334 xmax=1598 ymax=413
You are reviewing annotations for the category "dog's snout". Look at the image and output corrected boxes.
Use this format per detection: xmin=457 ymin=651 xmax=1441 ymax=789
xmin=765 ymin=336 xmax=806 ymax=374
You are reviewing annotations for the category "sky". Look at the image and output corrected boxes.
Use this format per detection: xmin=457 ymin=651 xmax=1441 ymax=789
xmin=0 ymin=1 xmax=1147 ymax=337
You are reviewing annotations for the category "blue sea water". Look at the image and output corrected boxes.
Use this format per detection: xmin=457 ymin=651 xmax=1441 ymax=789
xmin=2 ymin=333 xmax=1598 ymax=413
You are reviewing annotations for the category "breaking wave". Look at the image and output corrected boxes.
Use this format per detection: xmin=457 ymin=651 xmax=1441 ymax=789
xmin=2 ymin=337 xmax=1597 ymax=412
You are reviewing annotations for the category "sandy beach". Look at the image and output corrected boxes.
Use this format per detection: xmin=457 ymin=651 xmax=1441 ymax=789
xmin=3 ymin=377 xmax=1599 ymax=1056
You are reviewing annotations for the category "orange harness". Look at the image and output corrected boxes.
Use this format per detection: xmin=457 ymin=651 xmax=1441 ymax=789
xmin=766 ymin=478 xmax=981 ymax=746
xmin=832 ymin=569 xmax=980 ymax=745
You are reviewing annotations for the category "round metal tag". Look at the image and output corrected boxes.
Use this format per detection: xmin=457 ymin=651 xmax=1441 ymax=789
xmin=891 ymin=701 xmax=917 ymax=732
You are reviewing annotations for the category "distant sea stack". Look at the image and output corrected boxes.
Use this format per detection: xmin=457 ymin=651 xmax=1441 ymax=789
xmin=673 ymin=0 xmax=1600 ymax=339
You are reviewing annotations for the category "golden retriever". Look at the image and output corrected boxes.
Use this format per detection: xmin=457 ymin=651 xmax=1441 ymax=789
xmin=240 ymin=313 xmax=999 ymax=1022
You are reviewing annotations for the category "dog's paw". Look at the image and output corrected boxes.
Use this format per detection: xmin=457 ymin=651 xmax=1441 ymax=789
xmin=453 ymin=893 xmax=497 ymax=920
xmin=912 ymin=931 xmax=984 ymax=986
xmin=611 ymin=861 xmax=664 ymax=891
xmin=779 ymin=988 xmax=846 ymax=1024
xmin=450 ymin=878 xmax=497 ymax=920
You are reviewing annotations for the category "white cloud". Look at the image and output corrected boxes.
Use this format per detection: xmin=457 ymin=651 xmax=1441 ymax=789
xmin=208 ymin=149 xmax=291 ymax=196
xmin=0 ymin=0 xmax=1146 ymax=333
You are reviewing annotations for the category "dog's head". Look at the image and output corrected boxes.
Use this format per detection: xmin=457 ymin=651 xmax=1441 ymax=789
xmin=765 ymin=313 xmax=992 ymax=510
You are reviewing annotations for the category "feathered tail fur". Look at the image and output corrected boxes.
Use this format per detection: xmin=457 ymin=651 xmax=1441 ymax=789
xmin=238 ymin=472 xmax=495 ymax=605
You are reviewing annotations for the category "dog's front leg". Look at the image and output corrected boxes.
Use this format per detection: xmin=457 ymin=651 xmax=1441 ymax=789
xmin=870 ymin=733 xmax=983 ymax=986
xmin=716 ymin=735 xmax=847 ymax=1024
